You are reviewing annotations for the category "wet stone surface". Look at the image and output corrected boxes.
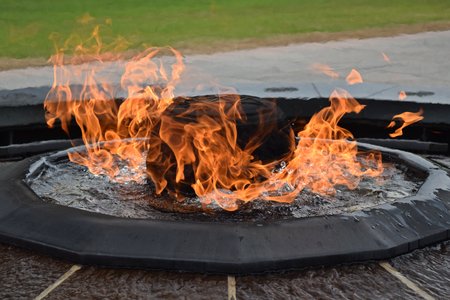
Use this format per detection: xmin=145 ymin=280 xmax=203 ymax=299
xmin=0 ymin=243 xmax=70 ymax=299
xmin=427 ymin=155 xmax=450 ymax=170
xmin=48 ymin=268 xmax=227 ymax=300
xmin=237 ymin=264 xmax=421 ymax=300
xmin=1 ymin=241 xmax=450 ymax=299
xmin=390 ymin=241 xmax=450 ymax=299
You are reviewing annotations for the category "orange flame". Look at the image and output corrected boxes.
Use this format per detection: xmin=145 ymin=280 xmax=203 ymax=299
xmin=346 ymin=69 xmax=363 ymax=85
xmin=399 ymin=91 xmax=407 ymax=100
xmin=266 ymin=89 xmax=383 ymax=201
xmin=387 ymin=109 xmax=424 ymax=138
xmin=45 ymin=27 xmax=184 ymax=182
xmin=382 ymin=52 xmax=391 ymax=63
xmin=147 ymin=88 xmax=383 ymax=210
xmin=45 ymin=26 xmax=383 ymax=211
xmin=311 ymin=63 xmax=339 ymax=79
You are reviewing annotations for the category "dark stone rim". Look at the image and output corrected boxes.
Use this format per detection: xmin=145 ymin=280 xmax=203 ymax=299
xmin=0 ymin=142 xmax=449 ymax=274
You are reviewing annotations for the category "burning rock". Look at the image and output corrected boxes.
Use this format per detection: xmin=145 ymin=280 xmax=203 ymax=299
xmin=146 ymin=95 xmax=294 ymax=200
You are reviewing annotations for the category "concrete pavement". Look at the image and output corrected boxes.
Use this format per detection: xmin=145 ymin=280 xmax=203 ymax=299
xmin=1 ymin=30 xmax=450 ymax=105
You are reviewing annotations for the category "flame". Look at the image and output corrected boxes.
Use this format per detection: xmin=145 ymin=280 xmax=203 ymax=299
xmin=382 ymin=52 xmax=391 ymax=63
xmin=387 ymin=109 xmax=424 ymax=138
xmin=399 ymin=91 xmax=407 ymax=100
xmin=148 ymin=89 xmax=383 ymax=210
xmin=311 ymin=63 xmax=339 ymax=79
xmin=265 ymin=89 xmax=383 ymax=201
xmin=45 ymin=27 xmax=184 ymax=182
xmin=346 ymin=69 xmax=363 ymax=85
xmin=45 ymin=26 xmax=383 ymax=211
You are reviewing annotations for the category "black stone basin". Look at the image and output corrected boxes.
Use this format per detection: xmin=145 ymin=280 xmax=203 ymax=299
xmin=0 ymin=141 xmax=449 ymax=274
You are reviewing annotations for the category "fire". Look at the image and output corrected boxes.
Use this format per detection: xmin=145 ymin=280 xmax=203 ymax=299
xmin=399 ymin=91 xmax=407 ymax=100
xmin=45 ymin=27 xmax=184 ymax=182
xmin=387 ymin=109 xmax=424 ymax=138
xmin=382 ymin=52 xmax=391 ymax=63
xmin=346 ymin=69 xmax=363 ymax=85
xmin=311 ymin=63 xmax=339 ymax=79
xmin=45 ymin=26 xmax=385 ymax=211
xmin=267 ymin=89 xmax=383 ymax=202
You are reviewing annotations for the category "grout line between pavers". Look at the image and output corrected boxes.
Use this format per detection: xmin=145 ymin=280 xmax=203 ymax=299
xmin=228 ymin=275 xmax=236 ymax=300
xmin=311 ymin=83 xmax=322 ymax=98
xmin=379 ymin=261 xmax=435 ymax=300
xmin=34 ymin=264 xmax=82 ymax=300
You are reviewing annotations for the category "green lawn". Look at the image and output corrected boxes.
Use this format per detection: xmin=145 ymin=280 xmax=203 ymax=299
xmin=1 ymin=0 xmax=450 ymax=58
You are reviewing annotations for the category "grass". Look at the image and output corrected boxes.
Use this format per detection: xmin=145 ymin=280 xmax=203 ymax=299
xmin=1 ymin=0 xmax=450 ymax=59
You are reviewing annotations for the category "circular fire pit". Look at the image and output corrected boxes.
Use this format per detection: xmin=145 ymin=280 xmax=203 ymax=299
xmin=0 ymin=142 xmax=449 ymax=274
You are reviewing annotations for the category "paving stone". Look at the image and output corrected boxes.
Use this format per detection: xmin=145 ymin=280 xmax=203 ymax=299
xmin=1 ymin=30 xmax=450 ymax=104
xmin=237 ymin=263 xmax=421 ymax=300
xmin=427 ymin=156 xmax=450 ymax=169
xmin=311 ymin=81 xmax=396 ymax=99
xmin=48 ymin=267 xmax=227 ymax=300
xmin=0 ymin=243 xmax=71 ymax=299
xmin=390 ymin=241 xmax=450 ymax=299
xmin=364 ymin=84 xmax=450 ymax=104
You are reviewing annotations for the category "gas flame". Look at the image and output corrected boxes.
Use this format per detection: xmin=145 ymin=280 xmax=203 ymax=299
xmin=265 ymin=89 xmax=383 ymax=202
xmin=311 ymin=63 xmax=339 ymax=79
xmin=382 ymin=52 xmax=391 ymax=63
xmin=45 ymin=26 xmax=184 ymax=182
xmin=399 ymin=91 xmax=407 ymax=100
xmin=45 ymin=27 xmax=384 ymax=211
xmin=346 ymin=69 xmax=363 ymax=85
xmin=387 ymin=109 xmax=424 ymax=138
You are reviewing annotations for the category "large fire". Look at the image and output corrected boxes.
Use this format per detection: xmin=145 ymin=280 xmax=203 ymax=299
xmin=44 ymin=27 xmax=422 ymax=211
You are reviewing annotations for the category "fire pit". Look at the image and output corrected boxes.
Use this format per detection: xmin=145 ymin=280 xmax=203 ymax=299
xmin=0 ymin=38 xmax=449 ymax=274
xmin=0 ymin=122 xmax=449 ymax=274
xmin=27 ymin=141 xmax=423 ymax=221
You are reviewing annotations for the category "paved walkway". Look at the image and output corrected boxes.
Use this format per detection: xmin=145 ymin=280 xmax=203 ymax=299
xmin=187 ymin=30 xmax=450 ymax=87
xmin=1 ymin=30 xmax=450 ymax=104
